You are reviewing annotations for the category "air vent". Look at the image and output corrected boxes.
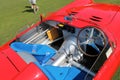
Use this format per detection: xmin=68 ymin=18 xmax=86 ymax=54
xmin=69 ymin=11 xmax=78 ymax=15
xmin=90 ymin=16 xmax=102 ymax=22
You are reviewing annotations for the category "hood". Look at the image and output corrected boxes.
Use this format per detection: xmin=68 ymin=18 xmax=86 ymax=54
xmin=47 ymin=3 xmax=120 ymax=27
xmin=67 ymin=4 xmax=119 ymax=26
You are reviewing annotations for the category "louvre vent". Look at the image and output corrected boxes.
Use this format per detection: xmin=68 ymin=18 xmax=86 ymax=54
xmin=69 ymin=11 xmax=78 ymax=15
xmin=90 ymin=16 xmax=102 ymax=22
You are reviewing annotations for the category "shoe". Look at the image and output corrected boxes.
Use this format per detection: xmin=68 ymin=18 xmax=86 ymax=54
xmin=36 ymin=6 xmax=39 ymax=12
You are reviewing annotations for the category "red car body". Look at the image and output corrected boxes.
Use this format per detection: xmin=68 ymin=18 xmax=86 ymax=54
xmin=0 ymin=0 xmax=120 ymax=80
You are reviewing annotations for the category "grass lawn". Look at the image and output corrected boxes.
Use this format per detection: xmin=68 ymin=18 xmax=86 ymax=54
xmin=0 ymin=0 xmax=73 ymax=45
xmin=0 ymin=0 xmax=119 ymax=79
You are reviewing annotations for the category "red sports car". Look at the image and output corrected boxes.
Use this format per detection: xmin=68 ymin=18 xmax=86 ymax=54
xmin=0 ymin=0 xmax=120 ymax=80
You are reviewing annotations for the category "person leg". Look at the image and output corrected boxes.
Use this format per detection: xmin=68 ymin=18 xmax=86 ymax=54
xmin=30 ymin=0 xmax=39 ymax=14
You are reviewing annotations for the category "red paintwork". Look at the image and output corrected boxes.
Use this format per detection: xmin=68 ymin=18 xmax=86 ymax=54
xmin=0 ymin=52 xmax=19 ymax=80
xmin=0 ymin=0 xmax=120 ymax=80
xmin=94 ymin=48 xmax=120 ymax=80
xmin=0 ymin=46 xmax=48 ymax=80
xmin=14 ymin=63 xmax=48 ymax=80
xmin=0 ymin=46 xmax=27 ymax=80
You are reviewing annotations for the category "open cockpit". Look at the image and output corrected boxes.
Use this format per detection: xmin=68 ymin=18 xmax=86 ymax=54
xmin=10 ymin=20 xmax=113 ymax=80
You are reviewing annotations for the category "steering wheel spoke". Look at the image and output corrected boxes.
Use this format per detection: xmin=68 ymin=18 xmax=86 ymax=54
xmin=89 ymin=28 xmax=94 ymax=38
xmin=88 ymin=42 xmax=100 ymax=53
xmin=79 ymin=40 xmax=88 ymax=45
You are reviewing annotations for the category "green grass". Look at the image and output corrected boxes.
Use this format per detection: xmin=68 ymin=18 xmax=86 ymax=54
xmin=113 ymin=68 xmax=120 ymax=80
xmin=0 ymin=0 xmax=73 ymax=45
xmin=0 ymin=0 xmax=119 ymax=80
xmin=96 ymin=0 xmax=120 ymax=4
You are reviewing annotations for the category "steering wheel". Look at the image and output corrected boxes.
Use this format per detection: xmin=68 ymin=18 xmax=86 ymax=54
xmin=77 ymin=27 xmax=107 ymax=57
